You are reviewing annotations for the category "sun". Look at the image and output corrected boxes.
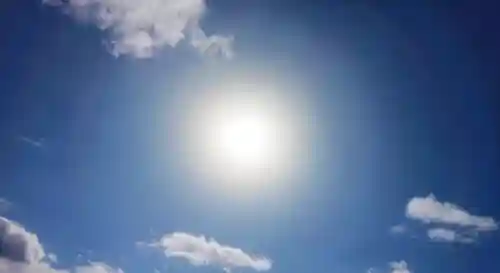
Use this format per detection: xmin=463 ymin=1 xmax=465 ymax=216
xmin=215 ymin=111 xmax=274 ymax=168
xmin=178 ymin=80 xmax=309 ymax=197
xmin=204 ymin=91 xmax=283 ymax=179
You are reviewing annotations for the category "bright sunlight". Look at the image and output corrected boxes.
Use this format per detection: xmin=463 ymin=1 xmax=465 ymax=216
xmin=180 ymin=80 xmax=309 ymax=197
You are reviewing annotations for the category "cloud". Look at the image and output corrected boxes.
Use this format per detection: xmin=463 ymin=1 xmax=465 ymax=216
xmin=389 ymin=225 xmax=406 ymax=235
xmin=426 ymin=228 xmax=475 ymax=244
xmin=427 ymin=228 xmax=455 ymax=242
xmin=0 ymin=217 xmax=121 ymax=273
xmin=369 ymin=261 xmax=411 ymax=273
xmin=42 ymin=0 xmax=234 ymax=59
xmin=47 ymin=253 xmax=58 ymax=264
xmin=0 ymin=259 xmax=123 ymax=273
xmin=74 ymin=263 xmax=124 ymax=273
xmin=0 ymin=258 xmax=64 ymax=273
xmin=148 ymin=232 xmax=272 ymax=272
xmin=406 ymin=194 xmax=498 ymax=231
xmin=190 ymin=27 xmax=234 ymax=59
xmin=0 ymin=217 xmax=46 ymax=263
xmin=389 ymin=261 xmax=411 ymax=273
xmin=402 ymin=194 xmax=497 ymax=244
xmin=18 ymin=136 xmax=44 ymax=148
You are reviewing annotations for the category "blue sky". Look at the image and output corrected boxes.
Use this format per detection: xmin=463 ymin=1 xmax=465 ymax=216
xmin=1 ymin=1 xmax=500 ymax=273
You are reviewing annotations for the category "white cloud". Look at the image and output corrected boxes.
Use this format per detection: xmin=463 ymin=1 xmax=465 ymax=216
xmin=47 ymin=253 xmax=58 ymax=264
xmin=42 ymin=0 xmax=233 ymax=59
xmin=74 ymin=263 xmax=124 ymax=273
xmin=150 ymin=232 xmax=272 ymax=272
xmin=427 ymin=228 xmax=455 ymax=242
xmin=0 ymin=217 xmax=121 ymax=273
xmin=368 ymin=261 xmax=411 ymax=273
xmin=190 ymin=27 xmax=234 ymax=59
xmin=406 ymin=194 xmax=497 ymax=231
xmin=389 ymin=261 xmax=411 ymax=273
xmin=427 ymin=228 xmax=474 ymax=244
xmin=0 ymin=217 xmax=46 ymax=263
xmin=0 ymin=259 xmax=122 ymax=273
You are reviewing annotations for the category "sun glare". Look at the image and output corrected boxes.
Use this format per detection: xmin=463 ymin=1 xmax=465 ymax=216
xmin=215 ymin=112 xmax=274 ymax=168
xmin=203 ymin=91 xmax=283 ymax=179
xmin=179 ymin=80 xmax=310 ymax=198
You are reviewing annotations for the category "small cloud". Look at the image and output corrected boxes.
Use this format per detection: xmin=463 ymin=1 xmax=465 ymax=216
xmin=74 ymin=263 xmax=124 ymax=273
xmin=389 ymin=261 xmax=411 ymax=273
xmin=147 ymin=232 xmax=272 ymax=272
xmin=406 ymin=194 xmax=497 ymax=231
xmin=47 ymin=253 xmax=58 ymax=264
xmin=76 ymin=250 xmax=94 ymax=263
xmin=190 ymin=27 xmax=234 ymax=59
xmin=135 ymin=241 xmax=148 ymax=248
xmin=18 ymin=136 xmax=44 ymax=148
xmin=368 ymin=261 xmax=411 ymax=273
xmin=427 ymin=228 xmax=475 ymax=244
xmin=389 ymin=225 xmax=406 ymax=235
xmin=427 ymin=228 xmax=456 ymax=242
xmin=43 ymin=0 xmax=234 ymax=59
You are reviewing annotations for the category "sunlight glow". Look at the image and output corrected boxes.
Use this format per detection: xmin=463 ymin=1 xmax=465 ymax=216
xmin=203 ymin=90 xmax=284 ymax=181
xmin=215 ymin=112 xmax=274 ymax=168
xmin=178 ymin=79 xmax=311 ymax=199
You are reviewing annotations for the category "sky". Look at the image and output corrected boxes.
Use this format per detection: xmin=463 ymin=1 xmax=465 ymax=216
xmin=1 ymin=1 xmax=500 ymax=273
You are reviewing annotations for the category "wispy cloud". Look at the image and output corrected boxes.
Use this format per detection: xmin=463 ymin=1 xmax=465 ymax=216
xmin=426 ymin=228 xmax=474 ymax=244
xmin=406 ymin=194 xmax=497 ymax=231
xmin=46 ymin=253 xmax=58 ymax=264
xmin=18 ymin=136 xmax=44 ymax=148
xmin=144 ymin=232 xmax=272 ymax=272
xmin=389 ymin=225 xmax=406 ymax=235
xmin=43 ymin=0 xmax=234 ymax=59
xmin=0 ymin=216 xmax=122 ymax=273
